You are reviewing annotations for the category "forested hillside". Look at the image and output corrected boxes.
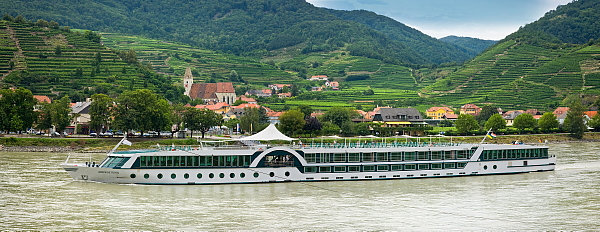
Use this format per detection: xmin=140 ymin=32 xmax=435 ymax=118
xmin=421 ymin=0 xmax=600 ymax=110
xmin=0 ymin=18 xmax=186 ymax=102
xmin=439 ymin=36 xmax=497 ymax=58
xmin=0 ymin=0 xmax=475 ymax=66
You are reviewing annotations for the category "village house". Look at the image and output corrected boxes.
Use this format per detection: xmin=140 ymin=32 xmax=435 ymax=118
xmin=308 ymin=75 xmax=328 ymax=81
xmin=68 ymin=100 xmax=92 ymax=134
xmin=267 ymin=111 xmax=283 ymax=124
xmin=459 ymin=103 xmax=481 ymax=116
xmin=194 ymin=102 xmax=231 ymax=115
xmin=553 ymin=107 xmax=569 ymax=117
xmin=245 ymin=89 xmax=272 ymax=98
xmin=426 ymin=107 xmax=455 ymax=120
xmin=236 ymin=95 xmax=257 ymax=104
xmin=183 ymin=67 xmax=236 ymax=104
xmin=503 ymin=110 xmax=524 ymax=126
xmin=372 ymin=108 xmax=428 ymax=136
xmin=268 ymin=84 xmax=291 ymax=92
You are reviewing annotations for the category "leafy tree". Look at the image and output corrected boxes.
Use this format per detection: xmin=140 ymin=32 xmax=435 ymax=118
xmin=224 ymin=118 xmax=241 ymax=133
xmin=37 ymin=96 xmax=74 ymax=136
xmin=564 ymin=99 xmax=587 ymax=139
xmin=477 ymin=105 xmax=499 ymax=123
xmin=295 ymin=104 xmax=313 ymax=119
xmin=484 ymin=113 xmax=506 ymax=131
xmin=303 ymin=116 xmax=322 ymax=137
xmin=538 ymin=112 xmax=559 ymax=132
xmin=184 ymin=108 xmax=223 ymax=138
xmin=353 ymin=123 xmax=371 ymax=136
xmin=89 ymin=94 xmax=113 ymax=134
xmin=513 ymin=113 xmax=537 ymax=131
xmin=321 ymin=106 xmax=359 ymax=129
xmin=455 ymin=114 xmax=479 ymax=135
xmin=587 ymin=114 xmax=600 ymax=132
xmin=54 ymin=45 xmax=62 ymax=56
xmin=321 ymin=122 xmax=341 ymax=136
xmin=279 ymin=109 xmax=305 ymax=136
xmin=170 ymin=103 xmax=187 ymax=136
xmin=0 ymin=88 xmax=38 ymax=133
xmin=112 ymin=89 xmax=172 ymax=135
xmin=239 ymin=107 xmax=268 ymax=134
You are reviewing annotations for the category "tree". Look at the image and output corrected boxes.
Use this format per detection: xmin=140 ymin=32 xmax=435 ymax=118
xmin=455 ymin=114 xmax=479 ymax=135
xmin=303 ymin=116 xmax=322 ymax=137
xmin=564 ymin=99 xmax=587 ymax=139
xmin=112 ymin=89 xmax=172 ymax=135
xmin=184 ymin=108 xmax=223 ymax=138
xmin=321 ymin=106 xmax=359 ymax=129
xmin=239 ymin=107 xmax=268 ymax=133
xmin=170 ymin=103 xmax=187 ymax=136
xmin=513 ymin=113 xmax=537 ymax=131
xmin=279 ymin=109 xmax=305 ymax=136
xmin=477 ymin=105 xmax=499 ymax=123
xmin=484 ymin=113 xmax=506 ymax=131
xmin=295 ymin=104 xmax=313 ymax=119
xmin=321 ymin=122 xmax=341 ymax=136
xmin=55 ymin=45 xmax=62 ymax=56
xmin=0 ymin=88 xmax=38 ymax=133
xmin=37 ymin=96 xmax=74 ymax=136
xmin=89 ymin=94 xmax=113 ymax=134
xmin=538 ymin=112 xmax=559 ymax=132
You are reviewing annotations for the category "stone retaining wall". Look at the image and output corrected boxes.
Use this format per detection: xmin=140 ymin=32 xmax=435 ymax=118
xmin=0 ymin=146 xmax=76 ymax=152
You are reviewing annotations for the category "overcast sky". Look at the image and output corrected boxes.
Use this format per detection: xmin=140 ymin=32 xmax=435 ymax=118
xmin=306 ymin=0 xmax=573 ymax=40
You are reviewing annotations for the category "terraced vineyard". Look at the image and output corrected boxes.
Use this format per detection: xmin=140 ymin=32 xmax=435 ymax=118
xmin=422 ymin=40 xmax=600 ymax=110
xmin=0 ymin=21 xmax=172 ymax=97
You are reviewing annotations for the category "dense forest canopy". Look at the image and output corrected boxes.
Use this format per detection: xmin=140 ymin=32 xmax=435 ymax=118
xmin=0 ymin=0 xmax=488 ymax=65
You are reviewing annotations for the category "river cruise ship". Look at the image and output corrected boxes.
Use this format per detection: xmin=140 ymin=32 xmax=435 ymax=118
xmin=61 ymin=125 xmax=555 ymax=185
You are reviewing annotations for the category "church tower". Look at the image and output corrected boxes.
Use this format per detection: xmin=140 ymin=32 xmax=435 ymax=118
xmin=183 ymin=67 xmax=193 ymax=96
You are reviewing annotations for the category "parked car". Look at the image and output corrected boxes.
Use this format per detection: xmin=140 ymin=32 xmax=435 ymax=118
xmin=35 ymin=131 xmax=45 ymax=135
xmin=99 ymin=132 xmax=113 ymax=137
xmin=90 ymin=131 xmax=98 ymax=137
xmin=160 ymin=131 xmax=173 ymax=138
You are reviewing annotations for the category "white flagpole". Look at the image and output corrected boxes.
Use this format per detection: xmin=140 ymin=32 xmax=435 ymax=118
xmin=108 ymin=135 xmax=128 ymax=155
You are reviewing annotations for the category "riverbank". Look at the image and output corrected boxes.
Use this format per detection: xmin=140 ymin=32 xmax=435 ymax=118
xmin=2 ymin=133 xmax=600 ymax=152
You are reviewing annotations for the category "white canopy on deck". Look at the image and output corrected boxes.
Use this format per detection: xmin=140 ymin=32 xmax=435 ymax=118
xmin=237 ymin=124 xmax=297 ymax=141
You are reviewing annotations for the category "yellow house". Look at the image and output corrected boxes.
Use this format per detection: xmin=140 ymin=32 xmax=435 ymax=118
xmin=426 ymin=107 xmax=454 ymax=119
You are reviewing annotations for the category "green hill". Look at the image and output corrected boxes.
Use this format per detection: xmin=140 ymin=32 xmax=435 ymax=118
xmin=0 ymin=19 xmax=185 ymax=102
xmin=439 ymin=36 xmax=498 ymax=57
xmin=421 ymin=0 xmax=600 ymax=110
xmin=0 ymin=0 xmax=474 ymax=66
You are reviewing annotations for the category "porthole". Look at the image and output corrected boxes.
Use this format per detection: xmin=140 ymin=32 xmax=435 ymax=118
xmin=197 ymin=173 xmax=202 ymax=179
xmin=483 ymin=165 xmax=488 ymax=170
xmin=240 ymin=173 xmax=246 ymax=178
xmin=144 ymin=173 xmax=150 ymax=179
xmin=184 ymin=173 xmax=190 ymax=179
xmin=171 ymin=173 xmax=176 ymax=179
xmin=493 ymin=165 xmax=497 ymax=169
xmin=209 ymin=173 xmax=215 ymax=178
xmin=157 ymin=173 xmax=163 ymax=179
xmin=230 ymin=173 xmax=235 ymax=178
xmin=219 ymin=173 xmax=225 ymax=178
xmin=269 ymin=172 xmax=275 ymax=177
xmin=285 ymin=171 xmax=290 ymax=177
xmin=253 ymin=172 xmax=259 ymax=178
xmin=130 ymin=174 xmax=136 ymax=179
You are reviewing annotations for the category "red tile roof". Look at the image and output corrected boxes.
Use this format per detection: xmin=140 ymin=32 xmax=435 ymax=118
xmin=33 ymin=95 xmax=51 ymax=103
xmin=427 ymin=107 xmax=453 ymax=112
xmin=188 ymin=82 xmax=234 ymax=100
xmin=553 ymin=107 xmax=569 ymax=116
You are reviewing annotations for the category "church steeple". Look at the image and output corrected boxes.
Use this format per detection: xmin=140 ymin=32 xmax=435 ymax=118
xmin=183 ymin=67 xmax=193 ymax=96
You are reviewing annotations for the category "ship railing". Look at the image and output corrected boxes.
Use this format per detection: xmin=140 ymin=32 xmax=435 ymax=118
xmin=302 ymin=142 xmax=463 ymax=149
xmin=154 ymin=145 xmax=257 ymax=151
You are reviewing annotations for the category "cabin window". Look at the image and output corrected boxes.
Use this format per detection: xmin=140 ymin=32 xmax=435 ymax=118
xmin=348 ymin=166 xmax=360 ymax=172
xmin=304 ymin=153 xmax=317 ymax=163
xmin=404 ymin=152 xmax=417 ymax=161
xmin=348 ymin=153 xmax=360 ymax=162
xmin=445 ymin=151 xmax=455 ymax=160
xmin=431 ymin=151 xmax=442 ymax=160
xmin=320 ymin=153 xmax=330 ymax=163
xmin=444 ymin=163 xmax=456 ymax=169
xmin=431 ymin=163 xmax=442 ymax=169
xmin=376 ymin=152 xmax=387 ymax=162
xmin=390 ymin=152 xmax=402 ymax=161
xmin=363 ymin=153 xmax=374 ymax=162
xmin=304 ymin=167 xmax=317 ymax=173
xmin=319 ymin=166 xmax=331 ymax=173
xmin=457 ymin=162 xmax=467 ymax=168
xmin=363 ymin=165 xmax=375 ymax=172
xmin=377 ymin=165 xmax=389 ymax=171
xmin=391 ymin=165 xmax=402 ymax=171
xmin=333 ymin=153 xmax=346 ymax=162
xmin=334 ymin=166 xmax=346 ymax=172
xmin=417 ymin=151 xmax=429 ymax=160
xmin=418 ymin=164 xmax=430 ymax=170
xmin=404 ymin=164 xmax=416 ymax=170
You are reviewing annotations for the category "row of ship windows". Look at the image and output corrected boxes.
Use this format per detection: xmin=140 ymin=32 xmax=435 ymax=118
xmin=305 ymin=172 xmax=469 ymax=180
xmin=302 ymin=150 xmax=474 ymax=163
xmin=481 ymin=148 xmax=549 ymax=160
xmin=130 ymin=171 xmax=292 ymax=180
xmin=303 ymin=162 xmax=468 ymax=173
xmin=138 ymin=155 xmax=252 ymax=168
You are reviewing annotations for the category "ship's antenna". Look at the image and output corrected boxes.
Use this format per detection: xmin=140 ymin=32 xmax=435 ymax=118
xmin=479 ymin=128 xmax=493 ymax=144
